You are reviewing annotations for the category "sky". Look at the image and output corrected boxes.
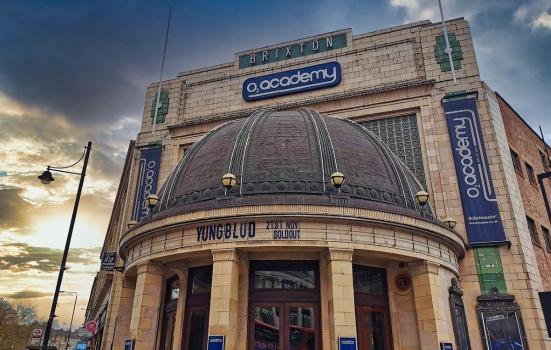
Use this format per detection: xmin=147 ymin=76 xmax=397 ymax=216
xmin=0 ymin=0 xmax=550 ymax=330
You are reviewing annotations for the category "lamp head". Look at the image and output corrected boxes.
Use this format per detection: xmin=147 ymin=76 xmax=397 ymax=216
xmin=415 ymin=190 xmax=429 ymax=207
xmin=38 ymin=169 xmax=54 ymax=184
xmin=330 ymin=171 xmax=345 ymax=188
xmin=145 ymin=194 xmax=159 ymax=209
xmin=222 ymin=173 xmax=237 ymax=189
xmin=443 ymin=217 xmax=457 ymax=229
xmin=127 ymin=220 xmax=138 ymax=229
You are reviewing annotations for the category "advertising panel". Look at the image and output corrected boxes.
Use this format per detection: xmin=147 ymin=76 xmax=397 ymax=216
xmin=132 ymin=147 xmax=162 ymax=221
xmin=242 ymin=62 xmax=341 ymax=101
xmin=444 ymin=96 xmax=507 ymax=245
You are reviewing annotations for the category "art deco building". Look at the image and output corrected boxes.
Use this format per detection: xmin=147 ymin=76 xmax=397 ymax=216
xmin=85 ymin=18 xmax=551 ymax=350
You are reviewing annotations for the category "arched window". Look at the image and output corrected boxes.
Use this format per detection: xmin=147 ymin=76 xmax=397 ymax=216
xmin=160 ymin=276 xmax=179 ymax=350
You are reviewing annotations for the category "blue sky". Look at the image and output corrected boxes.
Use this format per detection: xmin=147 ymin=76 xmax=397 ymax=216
xmin=0 ymin=0 xmax=550 ymax=326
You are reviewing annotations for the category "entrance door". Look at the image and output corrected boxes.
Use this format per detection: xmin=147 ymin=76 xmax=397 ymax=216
xmin=353 ymin=265 xmax=392 ymax=350
xmin=356 ymin=306 xmax=392 ymax=350
xmin=182 ymin=266 xmax=212 ymax=350
xmin=249 ymin=261 xmax=320 ymax=350
xmin=250 ymin=303 xmax=318 ymax=350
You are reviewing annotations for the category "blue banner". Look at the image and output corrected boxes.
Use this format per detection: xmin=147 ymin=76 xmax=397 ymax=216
xmin=242 ymin=61 xmax=341 ymax=101
xmin=132 ymin=147 xmax=162 ymax=221
xmin=444 ymin=96 xmax=507 ymax=245
xmin=339 ymin=337 xmax=357 ymax=350
xmin=207 ymin=335 xmax=224 ymax=350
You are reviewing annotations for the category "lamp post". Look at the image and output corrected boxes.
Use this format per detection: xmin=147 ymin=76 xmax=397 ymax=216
xmin=60 ymin=291 xmax=77 ymax=350
xmin=39 ymin=141 xmax=92 ymax=350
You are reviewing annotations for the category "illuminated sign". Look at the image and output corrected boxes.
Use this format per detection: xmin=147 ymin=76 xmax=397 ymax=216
xmin=242 ymin=62 xmax=341 ymax=101
xmin=132 ymin=146 xmax=162 ymax=221
xmin=238 ymin=32 xmax=347 ymax=69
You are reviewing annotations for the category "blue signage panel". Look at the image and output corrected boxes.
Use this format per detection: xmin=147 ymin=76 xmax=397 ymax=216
xmin=338 ymin=337 xmax=357 ymax=350
xmin=132 ymin=147 xmax=162 ymax=221
xmin=207 ymin=335 xmax=225 ymax=350
xmin=440 ymin=342 xmax=454 ymax=350
xmin=242 ymin=61 xmax=341 ymax=101
xmin=444 ymin=97 xmax=507 ymax=245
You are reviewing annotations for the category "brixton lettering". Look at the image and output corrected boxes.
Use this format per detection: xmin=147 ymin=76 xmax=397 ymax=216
xmin=242 ymin=62 xmax=341 ymax=101
xmin=132 ymin=147 xmax=161 ymax=221
xmin=196 ymin=221 xmax=256 ymax=242
xmin=239 ymin=32 xmax=347 ymax=69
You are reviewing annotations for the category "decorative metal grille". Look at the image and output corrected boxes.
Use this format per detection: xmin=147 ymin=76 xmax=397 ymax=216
xmin=360 ymin=114 xmax=426 ymax=186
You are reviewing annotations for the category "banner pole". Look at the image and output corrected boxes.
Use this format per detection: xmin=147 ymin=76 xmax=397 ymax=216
xmin=437 ymin=0 xmax=457 ymax=84
xmin=152 ymin=6 xmax=172 ymax=135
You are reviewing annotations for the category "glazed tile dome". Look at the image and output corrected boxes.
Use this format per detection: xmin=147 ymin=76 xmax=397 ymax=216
xmin=153 ymin=108 xmax=430 ymax=218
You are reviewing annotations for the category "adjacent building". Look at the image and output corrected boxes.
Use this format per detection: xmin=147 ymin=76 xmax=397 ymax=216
xmin=85 ymin=18 xmax=551 ymax=350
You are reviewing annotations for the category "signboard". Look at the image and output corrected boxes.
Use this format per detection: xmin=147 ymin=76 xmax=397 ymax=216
xmin=132 ymin=147 xmax=162 ymax=221
xmin=85 ymin=320 xmax=97 ymax=333
xmin=443 ymin=96 xmax=507 ymax=245
xmin=242 ymin=62 xmax=342 ymax=101
xmin=238 ymin=32 xmax=347 ymax=69
xmin=207 ymin=335 xmax=224 ymax=350
xmin=480 ymin=311 xmax=525 ymax=350
xmin=124 ymin=339 xmax=135 ymax=350
xmin=440 ymin=342 xmax=454 ymax=350
xmin=31 ymin=328 xmax=42 ymax=338
xmin=338 ymin=337 xmax=357 ymax=350
xmin=101 ymin=252 xmax=116 ymax=271
xmin=76 ymin=342 xmax=87 ymax=350
xmin=196 ymin=220 xmax=303 ymax=243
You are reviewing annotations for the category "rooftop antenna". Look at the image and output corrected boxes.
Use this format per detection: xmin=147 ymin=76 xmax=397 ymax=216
xmin=152 ymin=6 xmax=172 ymax=135
xmin=437 ymin=0 xmax=457 ymax=84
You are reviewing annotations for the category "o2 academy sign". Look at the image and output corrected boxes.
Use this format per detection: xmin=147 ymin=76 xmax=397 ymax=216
xmin=242 ymin=62 xmax=342 ymax=101
xmin=238 ymin=32 xmax=347 ymax=69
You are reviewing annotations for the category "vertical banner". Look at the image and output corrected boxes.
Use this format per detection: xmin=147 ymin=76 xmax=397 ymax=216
xmin=444 ymin=96 xmax=507 ymax=245
xmin=132 ymin=147 xmax=162 ymax=221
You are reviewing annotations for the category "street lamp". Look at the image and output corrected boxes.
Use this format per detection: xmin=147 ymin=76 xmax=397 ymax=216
xmin=330 ymin=171 xmax=345 ymax=189
xmin=221 ymin=173 xmax=237 ymax=189
xmin=443 ymin=217 xmax=457 ymax=229
xmin=60 ymin=291 xmax=77 ymax=350
xmin=39 ymin=141 xmax=92 ymax=350
xmin=415 ymin=190 xmax=429 ymax=207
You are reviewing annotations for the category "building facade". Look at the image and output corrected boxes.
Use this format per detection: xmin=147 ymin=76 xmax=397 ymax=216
xmin=85 ymin=19 xmax=551 ymax=350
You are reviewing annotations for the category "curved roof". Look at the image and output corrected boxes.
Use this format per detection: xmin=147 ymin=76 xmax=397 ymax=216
xmin=153 ymin=108 xmax=430 ymax=218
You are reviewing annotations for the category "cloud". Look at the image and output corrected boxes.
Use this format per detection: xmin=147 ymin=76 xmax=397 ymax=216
xmin=533 ymin=10 xmax=551 ymax=29
xmin=0 ymin=241 xmax=101 ymax=273
xmin=0 ymin=187 xmax=34 ymax=233
xmin=4 ymin=291 xmax=51 ymax=299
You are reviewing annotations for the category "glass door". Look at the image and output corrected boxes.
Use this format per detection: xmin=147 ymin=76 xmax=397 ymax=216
xmin=250 ymin=303 xmax=318 ymax=350
xmin=356 ymin=306 xmax=392 ymax=350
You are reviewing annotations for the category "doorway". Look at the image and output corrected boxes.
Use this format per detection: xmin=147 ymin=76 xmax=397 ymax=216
xmin=182 ymin=266 xmax=212 ymax=350
xmin=249 ymin=261 xmax=320 ymax=350
xmin=353 ymin=265 xmax=392 ymax=350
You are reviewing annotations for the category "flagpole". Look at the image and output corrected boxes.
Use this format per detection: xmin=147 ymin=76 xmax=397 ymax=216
xmin=437 ymin=0 xmax=457 ymax=84
xmin=152 ymin=6 xmax=172 ymax=135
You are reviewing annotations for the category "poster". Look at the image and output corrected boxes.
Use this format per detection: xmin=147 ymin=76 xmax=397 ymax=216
xmin=481 ymin=311 xmax=525 ymax=350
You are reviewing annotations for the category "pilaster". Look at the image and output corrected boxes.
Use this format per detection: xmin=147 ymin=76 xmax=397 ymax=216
xmin=326 ymin=248 xmax=357 ymax=350
xmin=208 ymin=249 xmax=240 ymax=350
xmin=129 ymin=261 xmax=164 ymax=350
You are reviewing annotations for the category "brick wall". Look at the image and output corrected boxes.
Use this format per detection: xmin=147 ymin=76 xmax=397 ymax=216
xmin=499 ymin=93 xmax=551 ymax=291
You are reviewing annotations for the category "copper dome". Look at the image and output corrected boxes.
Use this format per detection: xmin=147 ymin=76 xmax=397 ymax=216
xmin=153 ymin=108 xmax=429 ymax=218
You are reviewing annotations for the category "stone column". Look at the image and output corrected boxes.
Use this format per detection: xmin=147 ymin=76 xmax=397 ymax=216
xmin=129 ymin=261 xmax=164 ymax=350
xmin=208 ymin=249 xmax=240 ymax=350
xmin=326 ymin=248 xmax=357 ymax=350
xmin=411 ymin=261 xmax=452 ymax=349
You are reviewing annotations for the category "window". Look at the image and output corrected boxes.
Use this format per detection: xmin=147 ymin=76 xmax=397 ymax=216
xmin=360 ymin=114 xmax=426 ymax=185
xmin=540 ymin=151 xmax=548 ymax=168
xmin=542 ymin=226 xmax=551 ymax=252
xmin=510 ymin=149 xmax=522 ymax=174
xmin=527 ymin=216 xmax=540 ymax=244
xmin=525 ymin=162 xmax=537 ymax=185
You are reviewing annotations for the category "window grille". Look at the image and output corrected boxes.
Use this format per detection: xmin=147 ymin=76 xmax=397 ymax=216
xmin=360 ymin=114 xmax=426 ymax=186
